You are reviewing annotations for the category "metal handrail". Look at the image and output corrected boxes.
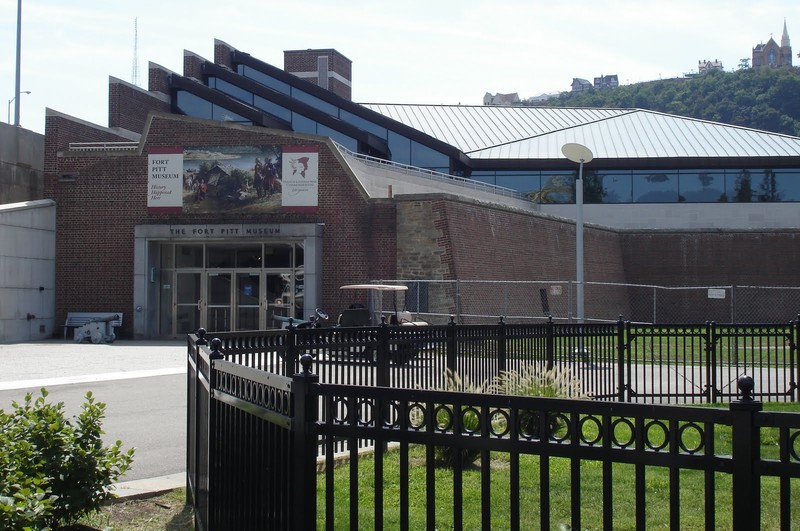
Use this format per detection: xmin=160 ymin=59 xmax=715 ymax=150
xmin=332 ymin=141 xmax=529 ymax=200
xmin=68 ymin=142 xmax=139 ymax=152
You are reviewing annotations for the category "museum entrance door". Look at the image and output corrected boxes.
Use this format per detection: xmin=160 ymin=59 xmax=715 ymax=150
xmin=161 ymin=242 xmax=304 ymax=337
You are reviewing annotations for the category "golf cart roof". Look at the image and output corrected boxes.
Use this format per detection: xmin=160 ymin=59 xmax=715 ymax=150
xmin=340 ymin=284 xmax=408 ymax=292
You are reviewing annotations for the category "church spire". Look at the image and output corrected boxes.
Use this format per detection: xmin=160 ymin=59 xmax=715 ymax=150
xmin=781 ymin=18 xmax=790 ymax=47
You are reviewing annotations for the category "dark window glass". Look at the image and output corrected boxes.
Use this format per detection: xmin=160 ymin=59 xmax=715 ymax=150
xmin=582 ymin=173 xmax=607 ymax=204
xmin=470 ymin=171 xmax=496 ymax=187
xmin=207 ymin=245 xmax=234 ymax=268
xmin=411 ymin=141 xmax=450 ymax=169
xmin=535 ymin=172 xmax=574 ymax=203
xmin=632 ymin=171 xmax=678 ymax=202
xmin=254 ymin=95 xmax=291 ymax=121
xmin=317 ymin=124 xmax=358 ymax=151
xmin=754 ymin=169 xmax=783 ymax=202
xmin=678 ymin=171 xmax=725 ymax=202
xmin=292 ymin=88 xmax=339 ymax=117
xmin=264 ymin=244 xmax=292 ymax=268
xmin=239 ymin=65 xmax=290 ymax=94
xmin=595 ymin=172 xmax=632 ymax=203
xmin=212 ymin=105 xmax=249 ymax=123
xmin=388 ymin=131 xmax=411 ymax=165
xmin=340 ymin=109 xmax=388 ymax=138
xmin=727 ymin=169 xmax=757 ymax=202
xmin=176 ymin=91 xmax=212 ymax=119
xmin=210 ymin=77 xmax=254 ymax=105
xmin=176 ymin=244 xmax=204 ymax=268
xmin=773 ymin=169 xmax=800 ymax=201
xmin=235 ymin=246 xmax=263 ymax=268
xmin=291 ymin=113 xmax=316 ymax=134
xmin=495 ymin=171 xmax=540 ymax=194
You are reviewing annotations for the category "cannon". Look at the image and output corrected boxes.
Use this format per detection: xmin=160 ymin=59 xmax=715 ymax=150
xmin=74 ymin=314 xmax=120 ymax=344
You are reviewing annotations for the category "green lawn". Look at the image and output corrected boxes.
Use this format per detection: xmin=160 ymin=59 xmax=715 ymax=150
xmin=318 ymin=402 xmax=800 ymax=530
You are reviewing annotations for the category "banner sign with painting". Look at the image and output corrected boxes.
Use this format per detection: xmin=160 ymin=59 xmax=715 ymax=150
xmin=147 ymin=147 xmax=184 ymax=214
xmin=147 ymin=144 xmax=321 ymax=215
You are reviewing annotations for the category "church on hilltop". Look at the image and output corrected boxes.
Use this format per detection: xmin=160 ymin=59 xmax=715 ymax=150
xmin=752 ymin=19 xmax=793 ymax=67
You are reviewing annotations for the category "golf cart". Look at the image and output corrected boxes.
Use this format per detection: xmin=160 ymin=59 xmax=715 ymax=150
xmin=338 ymin=284 xmax=428 ymax=328
xmin=338 ymin=284 xmax=428 ymax=365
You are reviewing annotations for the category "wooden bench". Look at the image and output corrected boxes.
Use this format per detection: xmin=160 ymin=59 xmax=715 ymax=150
xmin=63 ymin=312 xmax=123 ymax=340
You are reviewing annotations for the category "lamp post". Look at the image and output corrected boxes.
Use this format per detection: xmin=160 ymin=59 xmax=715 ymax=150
xmin=8 ymin=91 xmax=30 ymax=125
xmin=561 ymin=143 xmax=593 ymax=324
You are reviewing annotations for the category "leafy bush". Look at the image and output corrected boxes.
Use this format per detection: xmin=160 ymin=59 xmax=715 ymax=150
xmin=0 ymin=389 xmax=135 ymax=529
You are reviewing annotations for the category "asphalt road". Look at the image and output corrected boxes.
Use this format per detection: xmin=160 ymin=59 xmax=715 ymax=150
xmin=0 ymin=340 xmax=186 ymax=483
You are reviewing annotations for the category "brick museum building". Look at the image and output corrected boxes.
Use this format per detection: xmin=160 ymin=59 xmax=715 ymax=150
xmin=43 ymin=40 xmax=800 ymax=339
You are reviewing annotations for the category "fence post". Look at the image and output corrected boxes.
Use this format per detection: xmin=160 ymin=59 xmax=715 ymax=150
xmin=794 ymin=316 xmax=799 ymax=402
xmin=703 ymin=322 xmax=715 ymax=403
xmin=447 ymin=315 xmax=457 ymax=373
xmin=285 ymin=320 xmax=298 ymax=377
xmin=616 ymin=316 xmax=625 ymax=402
xmin=186 ymin=328 xmax=207 ymax=506
xmin=497 ymin=316 xmax=506 ymax=373
xmin=207 ymin=338 xmax=224 ymax=529
xmin=546 ymin=316 xmax=554 ymax=370
xmin=292 ymin=354 xmax=319 ymax=531
xmin=377 ymin=316 xmax=390 ymax=387
xmin=730 ymin=375 xmax=762 ymax=531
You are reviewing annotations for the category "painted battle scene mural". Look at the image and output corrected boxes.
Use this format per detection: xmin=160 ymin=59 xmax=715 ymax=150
xmin=183 ymin=146 xmax=283 ymax=214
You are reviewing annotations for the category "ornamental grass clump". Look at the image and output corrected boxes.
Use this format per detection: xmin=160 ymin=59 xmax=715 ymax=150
xmin=426 ymin=369 xmax=486 ymax=468
xmin=488 ymin=362 xmax=587 ymax=438
xmin=0 ymin=389 xmax=135 ymax=530
xmin=424 ymin=364 xmax=586 ymax=468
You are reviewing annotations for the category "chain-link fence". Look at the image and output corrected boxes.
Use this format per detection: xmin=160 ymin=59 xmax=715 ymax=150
xmin=375 ymin=280 xmax=800 ymax=325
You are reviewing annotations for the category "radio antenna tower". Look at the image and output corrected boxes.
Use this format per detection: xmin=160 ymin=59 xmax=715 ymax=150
xmin=131 ymin=17 xmax=140 ymax=86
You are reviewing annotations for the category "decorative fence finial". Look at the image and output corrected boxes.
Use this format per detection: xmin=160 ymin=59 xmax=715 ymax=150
xmin=196 ymin=328 xmax=207 ymax=345
xmin=737 ymin=374 xmax=755 ymax=401
xmin=300 ymin=353 xmax=314 ymax=374
xmin=210 ymin=337 xmax=223 ymax=360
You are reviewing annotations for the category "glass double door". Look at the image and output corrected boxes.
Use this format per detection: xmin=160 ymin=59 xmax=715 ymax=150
xmin=173 ymin=270 xmax=291 ymax=335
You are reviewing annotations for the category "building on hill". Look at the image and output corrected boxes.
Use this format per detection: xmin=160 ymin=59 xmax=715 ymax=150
xmin=483 ymin=92 xmax=521 ymax=105
xmin=752 ymin=19 xmax=793 ymax=67
xmin=593 ymin=74 xmax=619 ymax=89
xmin=571 ymin=78 xmax=592 ymax=92
xmin=40 ymin=40 xmax=800 ymax=339
xmin=698 ymin=59 xmax=723 ymax=74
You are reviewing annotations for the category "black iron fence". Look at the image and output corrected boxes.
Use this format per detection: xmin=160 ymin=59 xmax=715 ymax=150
xmin=187 ymin=336 xmax=800 ymax=530
xmin=192 ymin=316 xmax=800 ymax=404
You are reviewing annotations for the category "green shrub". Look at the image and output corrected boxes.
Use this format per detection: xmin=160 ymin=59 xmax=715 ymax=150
xmin=0 ymin=389 xmax=135 ymax=529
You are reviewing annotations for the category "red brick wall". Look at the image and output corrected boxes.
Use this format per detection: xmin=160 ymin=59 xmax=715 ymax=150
xmin=620 ymin=230 xmax=800 ymax=286
xmin=46 ymin=114 xmax=396 ymax=337
xmin=109 ymin=81 xmax=171 ymax=134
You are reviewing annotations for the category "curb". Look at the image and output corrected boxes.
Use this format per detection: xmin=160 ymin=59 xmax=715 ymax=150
xmin=110 ymin=473 xmax=185 ymax=500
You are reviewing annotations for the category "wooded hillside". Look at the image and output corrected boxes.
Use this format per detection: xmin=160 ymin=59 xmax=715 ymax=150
xmin=535 ymin=67 xmax=800 ymax=136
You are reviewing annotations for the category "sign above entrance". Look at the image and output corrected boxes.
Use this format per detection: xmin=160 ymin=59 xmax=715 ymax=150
xmin=166 ymin=224 xmax=281 ymax=239
xmin=148 ymin=147 xmax=184 ymax=214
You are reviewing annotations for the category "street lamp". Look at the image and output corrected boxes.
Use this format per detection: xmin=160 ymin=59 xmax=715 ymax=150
xmin=8 ymin=91 xmax=30 ymax=125
xmin=561 ymin=143 xmax=593 ymax=324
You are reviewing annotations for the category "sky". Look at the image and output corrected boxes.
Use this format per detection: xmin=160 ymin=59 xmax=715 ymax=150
xmin=2 ymin=0 xmax=799 ymax=135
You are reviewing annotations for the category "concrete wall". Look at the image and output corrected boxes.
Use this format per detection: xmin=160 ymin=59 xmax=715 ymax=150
xmin=0 ymin=123 xmax=44 ymax=203
xmin=541 ymin=202 xmax=800 ymax=230
xmin=0 ymin=200 xmax=56 ymax=343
